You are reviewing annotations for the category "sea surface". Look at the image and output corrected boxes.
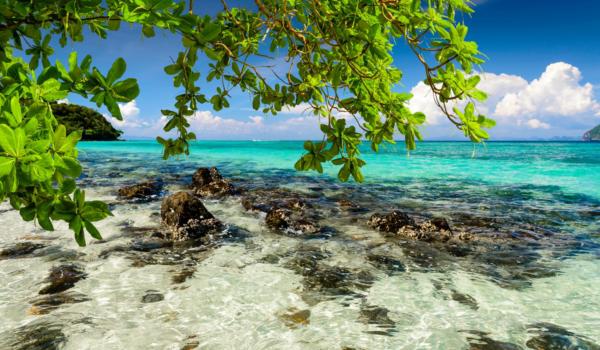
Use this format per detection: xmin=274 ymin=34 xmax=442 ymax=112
xmin=1 ymin=141 xmax=599 ymax=349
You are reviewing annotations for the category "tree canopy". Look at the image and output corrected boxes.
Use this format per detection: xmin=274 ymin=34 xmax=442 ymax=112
xmin=51 ymin=103 xmax=123 ymax=141
xmin=0 ymin=0 xmax=493 ymax=245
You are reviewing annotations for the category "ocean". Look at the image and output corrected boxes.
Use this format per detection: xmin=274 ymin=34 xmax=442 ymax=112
xmin=0 ymin=140 xmax=599 ymax=349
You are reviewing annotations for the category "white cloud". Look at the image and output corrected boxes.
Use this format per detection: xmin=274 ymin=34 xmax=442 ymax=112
xmin=524 ymin=118 xmax=550 ymax=129
xmin=494 ymin=62 xmax=600 ymax=118
xmin=106 ymin=100 xmax=150 ymax=129
xmin=409 ymin=62 xmax=600 ymax=136
xmin=56 ymin=98 xmax=69 ymax=104
xmin=119 ymin=100 xmax=140 ymax=118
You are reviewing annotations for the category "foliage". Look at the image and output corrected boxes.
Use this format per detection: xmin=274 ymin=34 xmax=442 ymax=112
xmin=0 ymin=0 xmax=493 ymax=244
xmin=51 ymin=103 xmax=123 ymax=141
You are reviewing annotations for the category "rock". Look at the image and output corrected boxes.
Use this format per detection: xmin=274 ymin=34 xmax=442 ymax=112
xmin=39 ymin=264 xmax=87 ymax=295
xmin=265 ymin=208 xmax=320 ymax=236
xmin=28 ymin=292 xmax=90 ymax=315
xmin=172 ymin=267 xmax=195 ymax=284
xmin=464 ymin=331 xmax=522 ymax=350
xmin=142 ymin=290 xmax=164 ymax=303
xmin=0 ymin=321 xmax=66 ymax=350
xmin=191 ymin=167 xmax=235 ymax=197
xmin=130 ymin=238 xmax=173 ymax=252
xmin=117 ymin=180 xmax=162 ymax=201
xmin=0 ymin=242 xmax=46 ymax=259
xmin=451 ymin=290 xmax=479 ymax=310
xmin=161 ymin=191 xmax=222 ymax=241
xmin=359 ymin=305 xmax=397 ymax=336
xmin=526 ymin=323 xmax=600 ymax=350
xmin=366 ymin=254 xmax=405 ymax=274
xmin=431 ymin=217 xmax=452 ymax=232
xmin=368 ymin=211 xmax=415 ymax=234
xmin=278 ymin=308 xmax=311 ymax=329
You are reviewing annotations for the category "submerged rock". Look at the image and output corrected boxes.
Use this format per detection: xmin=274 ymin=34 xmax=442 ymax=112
xmin=28 ymin=292 xmax=90 ymax=315
xmin=368 ymin=211 xmax=415 ymax=233
xmin=278 ymin=308 xmax=311 ymax=329
xmin=0 ymin=242 xmax=46 ymax=259
xmin=117 ymin=180 xmax=162 ymax=201
xmin=366 ymin=254 xmax=405 ymax=274
xmin=39 ymin=264 xmax=87 ymax=295
xmin=161 ymin=191 xmax=222 ymax=241
xmin=464 ymin=331 xmax=522 ymax=350
xmin=191 ymin=167 xmax=235 ymax=198
xmin=359 ymin=304 xmax=397 ymax=336
xmin=450 ymin=289 xmax=479 ymax=310
xmin=526 ymin=322 xmax=600 ymax=350
xmin=0 ymin=321 xmax=66 ymax=350
xmin=265 ymin=207 xmax=321 ymax=236
xmin=142 ymin=290 xmax=164 ymax=303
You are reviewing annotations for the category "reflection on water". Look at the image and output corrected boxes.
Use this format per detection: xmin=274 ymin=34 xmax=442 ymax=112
xmin=0 ymin=141 xmax=599 ymax=349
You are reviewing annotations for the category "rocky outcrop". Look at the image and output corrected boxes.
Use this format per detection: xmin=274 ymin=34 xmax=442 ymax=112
xmin=160 ymin=191 xmax=222 ymax=241
xmin=117 ymin=181 xmax=162 ymax=201
xmin=369 ymin=211 xmax=470 ymax=243
xmin=265 ymin=208 xmax=321 ymax=236
xmin=191 ymin=167 xmax=235 ymax=198
xmin=368 ymin=211 xmax=415 ymax=233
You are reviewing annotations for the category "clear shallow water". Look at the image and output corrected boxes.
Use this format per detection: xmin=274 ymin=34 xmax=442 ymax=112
xmin=0 ymin=141 xmax=599 ymax=349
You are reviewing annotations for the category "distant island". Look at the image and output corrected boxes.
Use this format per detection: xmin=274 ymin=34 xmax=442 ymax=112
xmin=51 ymin=103 xmax=122 ymax=141
xmin=583 ymin=125 xmax=600 ymax=141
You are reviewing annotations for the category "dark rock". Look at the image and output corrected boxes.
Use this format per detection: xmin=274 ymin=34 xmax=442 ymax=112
xmin=191 ymin=167 xmax=235 ymax=198
xmin=431 ymin=217 xmax=452 ymax=231
xmin=265 ymin=208 xmax=321 ymax=236
xmin=464 ymin=331 xmax=522 ymax=350
xmin=303 ymin=265 xmax=353 ymax=291
xmin=0 ymin=242 xmax=46 ymax=259
xmin=451 ymin=290 xmax=479 ymax=310
xmin=0 ymin=321 xmax=66 ymax=350
xmin=131 ymin=238 xmax=173 ymax=252
xmin=526 ymin=322 xmax=600 ymax=350
xmin=368 ymin=211 xmax=415 ymax=234
xmin=366 ymin=254 xmax=405 ymax=274
xmin=142 ymin=290 xmax=164 ymax=303
xmin=28 ymin=292 xmax=90 ymax=315
xmin=359 ymin=305 xmax=397 ymax=336
xmin=39 ymin=264 xmax=87 ymax=295
xmin=117 ymin=180 xmax=162 ymax=201
xmin=161 ymin=191 xmax=223 ymax=241
xmin=240 ymin=187 xmax=316 ymax=213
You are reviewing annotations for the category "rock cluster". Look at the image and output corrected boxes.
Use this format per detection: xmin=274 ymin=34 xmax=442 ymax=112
xmin=368 ymin=211 xmax=470 ymax=243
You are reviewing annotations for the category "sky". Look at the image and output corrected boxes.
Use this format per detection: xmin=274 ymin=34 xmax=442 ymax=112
xmin=52 ymin=0 xmax=600 ymax=140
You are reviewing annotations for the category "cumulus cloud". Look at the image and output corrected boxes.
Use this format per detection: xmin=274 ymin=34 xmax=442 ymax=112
xmin=106 ymin=100 xmax=151 ymax=129
xmin=524 ymin=118 xmax=550 ymax=129
xmin=494 ymin=62 xmax=600 ymax=118
xmin=409 ymin=62 xmax=600 ymax=137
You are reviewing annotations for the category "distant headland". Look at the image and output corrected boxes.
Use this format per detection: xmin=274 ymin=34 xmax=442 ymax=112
xmin=583 ymin=125 xmax=600 ymax=141
xmin=51 ymin=103 xmax=122 ymax=141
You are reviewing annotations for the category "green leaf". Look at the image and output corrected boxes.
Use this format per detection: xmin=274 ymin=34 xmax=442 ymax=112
xmin=202 ymin=22 xmax=222 ymax=42
xmin=84 ymin=220 xmax=103 ymax=240
xmin=107 ymin=58 xmax=126 ymax=85
xmin=0 ymin=157 xmax=15 ymax=177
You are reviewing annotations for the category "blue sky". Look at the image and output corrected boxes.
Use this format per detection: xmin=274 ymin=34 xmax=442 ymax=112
xmin=53 ymin=0 xmax=600 ymax=140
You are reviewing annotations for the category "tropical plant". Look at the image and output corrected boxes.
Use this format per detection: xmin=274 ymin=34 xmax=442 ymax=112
xmin=0 ymin=0 xmax=494 ymax=244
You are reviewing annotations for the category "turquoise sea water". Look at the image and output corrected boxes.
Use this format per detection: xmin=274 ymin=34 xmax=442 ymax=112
xmin=1 ymin=140 xmax=599 ymax=349
xmin=79 ymin=140 xmax=600 ymax=199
